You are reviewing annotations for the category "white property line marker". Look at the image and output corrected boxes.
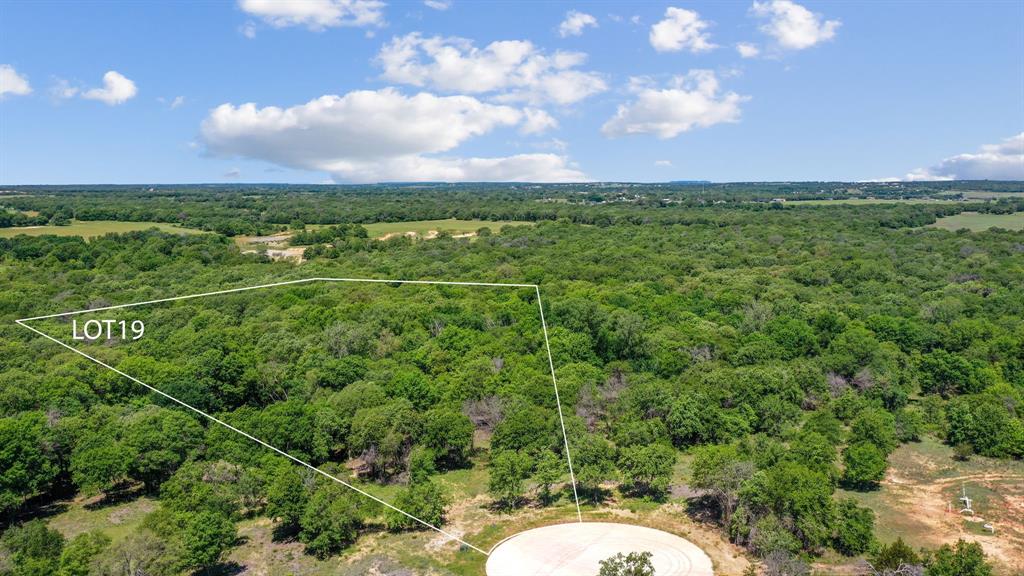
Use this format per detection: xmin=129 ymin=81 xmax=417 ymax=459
xmin=16 ymin=276 xmax=584 ymax=554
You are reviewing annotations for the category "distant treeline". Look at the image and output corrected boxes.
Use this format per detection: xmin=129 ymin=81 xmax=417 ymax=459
xmin=1 ymin=181 xmax=1021 ymax=236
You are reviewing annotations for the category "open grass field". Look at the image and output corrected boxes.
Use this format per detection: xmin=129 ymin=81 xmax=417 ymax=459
xmin=928 ymin=211 xmax=1024 ymax=231
xmin=936 ymin=191 xmax=1024 ymax=200
xmin=359 ymin=219 xmax=532 ymax=239
xmin=789 ymin=198 xmax=960 ymax=206
xmin=836 ymin=437 xmax=1024 ymax=575
xmin=0 ymin=219 xmax=204 ymax=238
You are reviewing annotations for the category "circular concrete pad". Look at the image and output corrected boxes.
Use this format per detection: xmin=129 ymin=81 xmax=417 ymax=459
xmin=485 ymin=522 xmax=714 ymax=576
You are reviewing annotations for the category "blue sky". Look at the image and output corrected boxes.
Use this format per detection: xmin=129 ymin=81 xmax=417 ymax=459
xmin=1 ymin=0 xmax=1021 ymax=184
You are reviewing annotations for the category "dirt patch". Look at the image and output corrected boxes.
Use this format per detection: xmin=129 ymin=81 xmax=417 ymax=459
xmin=845 ymin=439 xmax=1024 ymax=575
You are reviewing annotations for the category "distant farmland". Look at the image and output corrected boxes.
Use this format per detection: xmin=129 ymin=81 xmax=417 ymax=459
xmin=0 ymin=220 xmax=204 ymax=239
xmin=358 ymin=219 xmax=532 ymax=238
xmin=929 ymin=212 xmax=1024 ymax=231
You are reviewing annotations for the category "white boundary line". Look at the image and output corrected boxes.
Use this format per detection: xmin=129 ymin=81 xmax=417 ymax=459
xmin=535 ymin=286 xmax=582 ymax=523
xmin=15 ymin=276 xmax=584 ymax=554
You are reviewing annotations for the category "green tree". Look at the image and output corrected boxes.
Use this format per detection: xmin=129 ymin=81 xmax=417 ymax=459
xmin=918 ymin=350 xmax=985 ymax=397
xmin=833 ymin=498 xmax=875 ymax=555
xmin=871 ymin=537 xmax=921 ymax=571
xmin=849 ymin=408 xmax=897 ymax=455
xmin=533 ymin=450 xmax=564 ymax=505
xmin=740 ymin=461 xmax=835 ymax=550
xmin=0 ymin=520 xmax=65 ymax=576
xmin=617 ymin=444 xmax=675 ymax=499
xmin=0 ymin=412 xmax=57 ymax=517
xmin=841 ymin=441 xmax=887 ymax=489
xmin=57 ymin=531 xmax=111 ymax=576
xmin=300 ymin=484 xmax=366 ymax=558
xmin=597 ymin=551 xmax=655 ymax=576
xmin=179 ymin=511 xmax=236 ymax=571
xmin=488 ymin=450 xmax=533 ymax=510
xmin=573 ymin=433 xmax=616 ymax=501
xmin=926 ymin=539 xmax=992 ymax=576
xmin=349 ymin=399 xmax=420 ymax=478
xmin=70 ymin=428 xmax=131 ymax=496
xmin=895 ymin=406 xmax=925 ymax=443
xmin=421 ymin=407 xmax=474 ymax=469
xmin=491 ymin=404 xmax=552 ymax=455
xmin=266 ymin=465 xmax=308 ymax=537
xmin=89 ymin=531 xmax=178 ymax=576
xmin=386 ymin=479 xmax=450 ymax=531
xmin=122 ymin=406 xmax=202 ymax=492
xmin=406 ymin=445 xmax=438 ymax=484
xmin=690 ymin=444 xmax=754 ymax=526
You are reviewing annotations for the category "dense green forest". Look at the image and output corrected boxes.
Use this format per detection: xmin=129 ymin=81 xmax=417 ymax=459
xmin=1 ymin=183 xmax=1022 ymax=576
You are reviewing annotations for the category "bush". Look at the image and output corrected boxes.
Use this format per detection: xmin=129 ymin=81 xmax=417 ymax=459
xmin=386 ymin=480 xmax=450 ymax=531
xmin=833 ymin=498 xmax=875 ymax=555
xmin=842 ymin=441 xmax=887 ymax=489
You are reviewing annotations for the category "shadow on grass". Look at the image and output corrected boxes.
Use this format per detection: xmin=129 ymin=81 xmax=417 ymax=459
xmin=192 ymin=561 xmax=245 ymax=576
xmin=683 ymin=494 xmax=723 ymax=525
xmin=84 ymin=482 xmax=145 ymax=511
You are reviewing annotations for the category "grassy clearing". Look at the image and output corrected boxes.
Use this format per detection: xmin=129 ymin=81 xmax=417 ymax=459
xmin=928 ymin=212 xmax=1024 ymax=231
xmin=836 ymin=436 xmax=1024 ymax=575
xmin=789 ymin=198 xmax=960 ymax=206
xmin=0 ymin=219 xmax=204 ymax=239
xmin=47 ymin=494 xmax=157 ymax=542
xmin=358 ymin=219 xmax=532 ymax=238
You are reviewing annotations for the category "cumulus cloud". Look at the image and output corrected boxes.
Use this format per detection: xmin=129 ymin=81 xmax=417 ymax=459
xmin=559 ymin=10 xmax=597 ymax=37
xmin=81 ymin=71 xmax=137 ymax=105
xmin=654 ymin=159 xmax=672 ymax=167
xmin=649 ymin=7 xmax=715 ymax=53
xmin=896 ymin=133 xmax=1024 ymax=181
xmin=751 ymin=0 xmax=839 ymax=50
xmin=200 ymin=88 xmax=585 ymax=182
xmin=423 ymin=0 xmax=451 ymax=9
xmin=238 ymin=0 xmax=385 ymax=30
xmin=521 ymin=108 xmax=558 ymax=134
xmin=736 ymin=42 xmax=760 ymax=58
xmin=602 ymin=71 xmax=747 ymax=139
xmin=376 ymin=33 xmax=606 ymax=105
xmin=0 ymin=65 xmax=32 ymax=98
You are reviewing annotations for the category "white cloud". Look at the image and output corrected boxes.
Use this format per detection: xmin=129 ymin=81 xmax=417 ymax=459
xmin=0 ymin=65 xmax=32 ymax=98
xmin=376 ymin=33 xmax=606 ymax=105
xmin=50 ymin=78 xmax=79 ymax=100
xmin=533 ymin=138 xmax=568 ymax=152
xmin=240 ymin=21 xmax=258 ymax=38
xmin=559 ymin=10 xmax=598 ymax=38
xmin=736 ymin=42 xmax=760 ymax=58
xmin=200 ymin=88 xmax=586 ymax=182
xmin=81 ymin=71 xmax=137 ymax=105
xmin=423 ymin=0 xmax=451 ymax=10
xmin=898 ymin=133 xmax=1024 ymax=181
xmin=751 ymin=0 xmax=840 ymax=50
xmin=602 ymin=70 xmax=747 ymax=139
xmin=521 ymin=108 xmax=558 ymax=134
xmin=238 ymin=0 xmax=385 ymax=30
xmin=649 ymin=7 xmax=716 ymax=53
xmin=654 ymin=159 xmax=672 ymax=167
xmin=159 ymin=95 xmax=186 ymax=109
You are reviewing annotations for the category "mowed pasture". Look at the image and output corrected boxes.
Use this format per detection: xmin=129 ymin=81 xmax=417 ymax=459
xmin=359 ymin=219 xmax=532 ymax=238
xmin=789 ymin=198 xmax=960 ymax=206
xmin=0 ymin=219 xmax=204 ymax=239
xmin=928 ymin=212 xmax=1024 ymax=231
